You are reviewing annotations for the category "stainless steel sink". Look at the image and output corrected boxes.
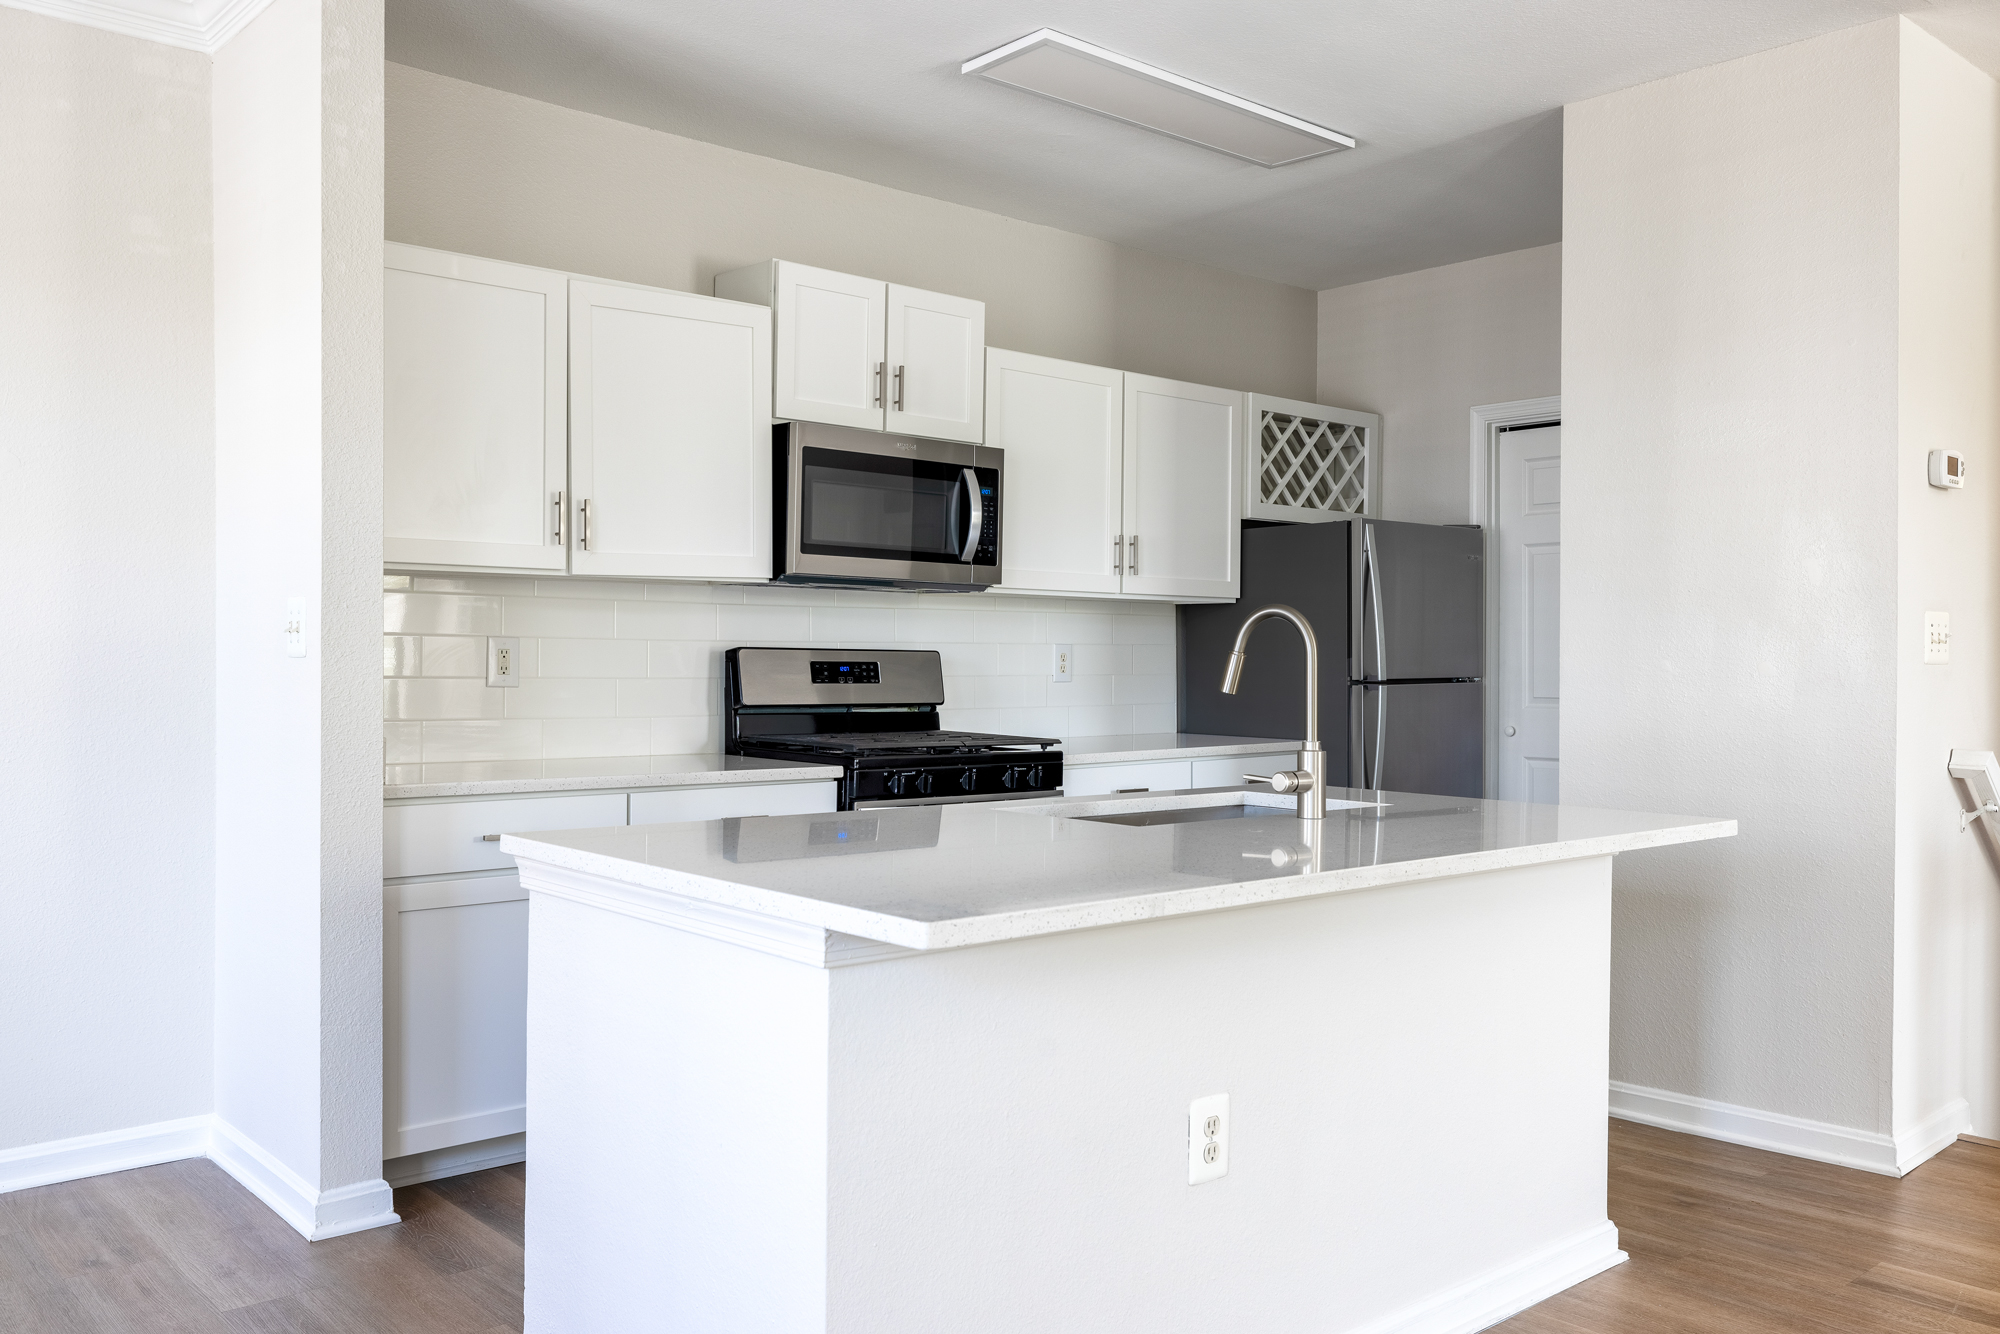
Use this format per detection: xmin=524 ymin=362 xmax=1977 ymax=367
xmin=1073 ymin=803 xmax=1301 ymax=828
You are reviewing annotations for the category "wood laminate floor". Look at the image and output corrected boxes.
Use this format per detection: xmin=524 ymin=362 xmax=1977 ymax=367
xmin=1 ymin=1122 xmax=1996 ymax=1332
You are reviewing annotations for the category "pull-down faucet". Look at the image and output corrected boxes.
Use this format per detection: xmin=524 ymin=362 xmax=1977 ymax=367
xmin=1220 ymin=604 xmax=1326 ymax=820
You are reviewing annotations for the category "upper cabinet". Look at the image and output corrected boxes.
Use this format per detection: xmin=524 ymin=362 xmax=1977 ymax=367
xmin=715 ymin=260 xmax=985 ymax=444
xmin=567 ymin=280 xmax=772 ymax=581
xmin=988 ymin=352 xmax=1242 ymax=603
xmin=384 ymin=244 xmax=568 ymax=572
xmin=1121 ymin=375 xmax=1242 ymax=601
xmin=985 ymin=349 xmax=1124 ymax=597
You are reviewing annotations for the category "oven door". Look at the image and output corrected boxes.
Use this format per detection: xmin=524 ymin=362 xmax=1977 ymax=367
xmin=782 ymin=426 xmax=1001 ymax=589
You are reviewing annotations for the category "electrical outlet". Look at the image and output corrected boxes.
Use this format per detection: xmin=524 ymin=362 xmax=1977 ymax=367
xmin=487 ymin=636 xmax=522 ymax=687
xmin=1188 ymin=1093 xmax=1229 ymax=1185
xmin=1925 ymin=611 xmax=1950 ymax=665
xmin=1051 ymin=643 xmax=1074 ymax=684
xmin=285 ymin=598 xmax=306 ymax=658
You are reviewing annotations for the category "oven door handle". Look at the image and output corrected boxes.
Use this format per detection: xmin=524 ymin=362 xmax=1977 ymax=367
xmin=958 ymin=468 xmax=982 ymax=563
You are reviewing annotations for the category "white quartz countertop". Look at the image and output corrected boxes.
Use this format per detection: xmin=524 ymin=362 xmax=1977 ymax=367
xmin=1060 ymin=733 xmax=1298 ymax=764
xmin=383 ymin=753 xmax=844 ymax=800
xmin=384 ymin=734 xmax=1296 ymax=799
xmin=503 ymin=787 xmax=1736 ymax=951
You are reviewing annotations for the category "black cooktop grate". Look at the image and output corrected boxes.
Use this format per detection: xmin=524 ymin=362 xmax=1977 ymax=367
xmin=748 ymin=730 xmax=1061 ymax=757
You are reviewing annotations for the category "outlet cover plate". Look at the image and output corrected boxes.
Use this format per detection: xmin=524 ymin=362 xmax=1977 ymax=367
xmin=487 ymin=636 xmax=522 ymax=687
xmin=1188 ymin=1093 xmax=1229 ymax=1185
xmin=1051 ymin=643 xmax=1074 ymax=683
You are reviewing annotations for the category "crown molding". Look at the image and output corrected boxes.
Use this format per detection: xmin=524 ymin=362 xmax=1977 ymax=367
xmin=3 ymin=0 xmax=275 ymax=53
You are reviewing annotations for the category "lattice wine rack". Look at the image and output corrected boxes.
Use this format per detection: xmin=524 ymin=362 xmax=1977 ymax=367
xmin=1244 ymin=395 xmax=1379 ymax=523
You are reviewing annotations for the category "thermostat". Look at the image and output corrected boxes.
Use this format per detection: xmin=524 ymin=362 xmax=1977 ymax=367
xmin=1929 ymin=449 xmax=1967 ymax=489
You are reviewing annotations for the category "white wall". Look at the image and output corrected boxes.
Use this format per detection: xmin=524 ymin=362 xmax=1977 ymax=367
xmin=383 ymin=63 xmax=1318 ymax=404
xmin=1894 ymin=25 xmax=2000 ymax=1140
xmin=0 ymin=8 xmax=216 ymax=1154
xmin=213 ymin=0 xmax=390 ymax=1234
xmin=1564 ymin=21 xmax=1903 ymax=1135
xmin=382 ymin=579 xmax=1178 ymax=771
xmin=1316 ymin=245 xmax=1561 ymax=524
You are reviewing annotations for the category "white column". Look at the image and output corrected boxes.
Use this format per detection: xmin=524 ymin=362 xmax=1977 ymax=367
xmin=212 ymin=0 xmax=389 ymax=1239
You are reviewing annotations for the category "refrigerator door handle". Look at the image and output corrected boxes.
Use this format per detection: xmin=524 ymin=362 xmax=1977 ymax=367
xmin=1363 ymin=521 xmax=1386 ymax=681
xmin=1373 ymin=681 xmax=1387 ymax=791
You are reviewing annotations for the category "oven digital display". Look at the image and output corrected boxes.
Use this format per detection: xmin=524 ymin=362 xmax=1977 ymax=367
xmin=810 ymin=661 xmax=880 ymax=685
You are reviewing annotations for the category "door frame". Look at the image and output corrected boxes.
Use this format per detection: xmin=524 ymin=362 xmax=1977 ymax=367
xmin=1469 ymin=397 xmax=1561 ymax=798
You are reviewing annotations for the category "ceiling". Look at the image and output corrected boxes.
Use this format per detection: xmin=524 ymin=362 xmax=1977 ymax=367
xmin=386 ymin=0 xmax=1994 ymax=291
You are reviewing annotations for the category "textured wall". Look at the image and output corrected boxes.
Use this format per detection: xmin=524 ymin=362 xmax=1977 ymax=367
xmin=383 ymin=62 xmax=1318 ymax=404
xmin=0 ymin=8 xmax=215 ymax=1152
xmin=1317 ymin=244 xmax=1561 ymax=524
xmin=1564 ymin=21 xmax=1902 ymax=1133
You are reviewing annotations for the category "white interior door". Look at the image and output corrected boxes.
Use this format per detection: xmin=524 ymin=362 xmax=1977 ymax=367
xmin=1493 ymin=423 xmax=1561 ymax=803
xmin=568 ymin=280 xmax=772 ymax=580
xmin=1120 ymin=374 xmax=1242 ymax=600
xmin=772 ymin=262 xmax=884 ymax=430
xmin=885 ymin=284 xmax=985 ymax=443
xmin=383 ymin=245 xmax=567 ymax=571
xmin=984 ymin=349 xmax=1122 ymax=595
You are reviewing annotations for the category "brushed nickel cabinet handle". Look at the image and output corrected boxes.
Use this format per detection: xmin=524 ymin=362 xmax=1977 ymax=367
xmin=480 ymin=834 xmax=502 ymax=842
xmin=1128 ymin=533 xmax=1138 ymax=574
xmin=875 ymin=361 xmax=885 ymax=408
xmin=893 ymin=364 xmax=905 ymax=411
xmin=580 ymin=498 xmax=591 ymax=550
xmin=1113 ymin=534 xmax=1123 ymax=574
xmin=553 ymin=491 xmax=564 ymax=544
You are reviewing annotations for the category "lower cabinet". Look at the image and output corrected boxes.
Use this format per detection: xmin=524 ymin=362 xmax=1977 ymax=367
xmin=1063 ymin=751 xmax=1297 ymax=797
xmin=382 ymin=779 xmax=838 ymax=1181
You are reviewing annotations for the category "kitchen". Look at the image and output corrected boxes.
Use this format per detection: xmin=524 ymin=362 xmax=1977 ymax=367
xmin=7 ymin=2 xmax=2000 ymax=1332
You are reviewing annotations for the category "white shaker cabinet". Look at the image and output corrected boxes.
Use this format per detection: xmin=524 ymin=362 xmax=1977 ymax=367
xmin=567 ymin=280 xmax=773 ymax=581
xmin=1121 ymin=374 xmax=1243 ymax=601
xmin=985 ymin=349 xmax=1124 ymax=596
xmin=383 ymin=244 xmax=568 ymax=572
xmin=715 ymin=260 xmax=984 ymax=443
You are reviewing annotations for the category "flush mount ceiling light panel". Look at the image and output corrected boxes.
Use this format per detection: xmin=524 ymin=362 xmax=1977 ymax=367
xmin=962 ymin=29 xmax=1355 ymax=167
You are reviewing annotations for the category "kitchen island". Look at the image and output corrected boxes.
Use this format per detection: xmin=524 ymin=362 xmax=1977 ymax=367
xmin=503 ymin=787 xmax=1734 ymax=1334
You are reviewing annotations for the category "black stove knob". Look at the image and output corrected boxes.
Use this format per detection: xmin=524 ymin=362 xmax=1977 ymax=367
xmin=1027 ymin=765 xmax=1044 ymax=789
xmin=1001 ymin=766 xmax=1020 ymax=790
xmin=959 ymin=767 xmax=978 ymax=792
xmin=915 ymin=772 xmax=935 ymax=796
xmin=886 ymin=771 xmax=914 ymax=797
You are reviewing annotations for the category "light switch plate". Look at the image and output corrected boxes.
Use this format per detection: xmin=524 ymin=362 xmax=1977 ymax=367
xmin=1188 ymin=1093 xmax=1229 ymax=1185
xmin=1925 ymin=611 xmax=1950 ymax=665
xmin=1051 ymin=643 xmax=1074 ymax=683
xmin=487 ymin=636 xmax=522 ymax=687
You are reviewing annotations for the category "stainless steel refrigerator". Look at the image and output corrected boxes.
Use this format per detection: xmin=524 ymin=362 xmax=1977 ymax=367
xmin=1179 ymin=519 xmax=1484 ymax=797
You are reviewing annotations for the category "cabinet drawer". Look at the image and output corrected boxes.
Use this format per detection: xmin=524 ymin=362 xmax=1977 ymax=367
xmin=1062 ymin=760 xmax=1194 ymax=797
xmin=629 ymin=781 xmax=839 ymax=825
xmin=384 ymin=793 xmax=629 ymax=879
xmin=1191 ymin=753 xmax=1297 ymax=789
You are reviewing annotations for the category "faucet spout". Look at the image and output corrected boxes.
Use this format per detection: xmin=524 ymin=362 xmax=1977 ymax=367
xmin=1219 ymin=604 xmax=1326 ymax=820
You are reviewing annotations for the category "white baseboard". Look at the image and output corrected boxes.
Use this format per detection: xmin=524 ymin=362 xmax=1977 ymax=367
xmin=209 ymin=1117 xmax=399 ymax=1240
xmin=0 ymin=1114 xmax=213 ymax=1195
xmin=1349 ymin=1220 xmax=1625 ymax=1334
xmin=384 ymin=1132 xmax=526 ymax=1188
xmin=0 ymin=1115 xmax=397 ymax=1241
xmin=1610 ymin=1081 xmax=1970 ymax=1178
xmin=388 ymin=1105 xmax=526 ymax=1159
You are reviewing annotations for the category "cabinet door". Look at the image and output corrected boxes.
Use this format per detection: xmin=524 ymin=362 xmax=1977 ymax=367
xmin=384 ymin=245 xmax=567 ymax=572
xmin=773 ymin=262 xmax=885 ymax=430
xmin=569 ymin=280 xmax=773 ymax=580
xmin=1121 ymin=375 xmax=1243 ymax=601
xmin=629 ymin=780 xmax=838 ymax=824
xmin=886 ymin=284 xmax=985 ymax=443
xmin=985 ymin=349 xmax=1123 ymax=596
xmin=1062 ymin=760 xmax=1194 ymax=796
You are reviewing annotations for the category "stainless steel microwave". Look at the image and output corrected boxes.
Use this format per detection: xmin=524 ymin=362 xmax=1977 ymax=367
xmin=773 ymin=422 xmax=1002 ymax=592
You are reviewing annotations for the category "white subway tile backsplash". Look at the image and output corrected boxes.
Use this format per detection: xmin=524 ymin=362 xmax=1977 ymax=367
xmin=384 ymin=574 xmax=1181 ymax=765
xmin=384 ymin=636 xmax=420 ymax=677
xmin=385 ymin=592 xmax=501 ymax=636
xmin=717 ymin=604 xmax=810 ymax=641
xmin=419 ymin=635 xmax=484 ymax=678
xmin=503 ymin=596 xmax=616 ymax=638
xmin=618 ymin=600 xmax=716 ymax=640
xmin=539 ymin=638 xmax=648 ymax=678
xmin=385 ymin=678 xmax=504 ymax=721
xmin=421 ymin=719 xmax=543 ymax=762
xmin=504 ymin=678 xmax=619 ymax=719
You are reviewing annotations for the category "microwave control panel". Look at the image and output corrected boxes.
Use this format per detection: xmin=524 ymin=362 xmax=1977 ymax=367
xmin=976 ymin=486 xmax=997 ymax=565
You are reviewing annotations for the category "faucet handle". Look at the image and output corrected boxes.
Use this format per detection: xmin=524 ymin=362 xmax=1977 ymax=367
xmin=1247 ymin=770 xmax=1315 ymax=795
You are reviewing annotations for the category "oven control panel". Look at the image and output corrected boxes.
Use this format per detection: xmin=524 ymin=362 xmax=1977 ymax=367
xmin=810 ymin=660 xmax=880 ymax=685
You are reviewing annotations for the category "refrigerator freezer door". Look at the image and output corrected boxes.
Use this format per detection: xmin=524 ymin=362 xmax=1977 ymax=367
xmin=1353 ymin=681 xmax=1483 ymax=798
xmin=1356 ymin=520 xmax=1484 ymax=681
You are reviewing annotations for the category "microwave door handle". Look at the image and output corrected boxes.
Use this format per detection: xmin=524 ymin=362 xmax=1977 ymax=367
xmin=958 ymin=468 xmax=981 ymax=562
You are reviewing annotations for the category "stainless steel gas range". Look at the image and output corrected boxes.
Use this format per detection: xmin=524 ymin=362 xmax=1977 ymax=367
xmin=722 ymin=647 xmax=1062 ymax=810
